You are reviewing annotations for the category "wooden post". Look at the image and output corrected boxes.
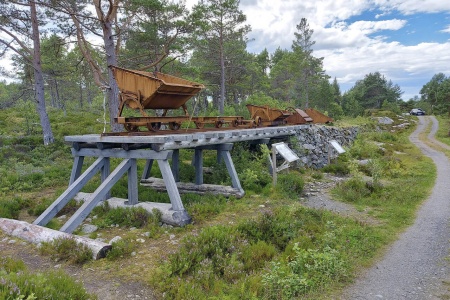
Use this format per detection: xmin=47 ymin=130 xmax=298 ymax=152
xmin=272 ymin=144 xmax=277 ymax=186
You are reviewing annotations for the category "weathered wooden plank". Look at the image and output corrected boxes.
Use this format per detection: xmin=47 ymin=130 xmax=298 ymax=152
xmin=71 ymin=148 xmax=172 ymax=160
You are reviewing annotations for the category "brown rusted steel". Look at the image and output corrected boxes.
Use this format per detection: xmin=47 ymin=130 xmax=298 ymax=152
xmin=111 ymin=66 xmax=207 ymax=131
xmin=111 ymin=66 xmax=204 ymax=111
xmin=285 ymin=108 xmax=313 ymax=124
xmin=246 ymin=104 xmax=292 ymax=126
xmin=304 ymin=108 xmax=333 ymax=124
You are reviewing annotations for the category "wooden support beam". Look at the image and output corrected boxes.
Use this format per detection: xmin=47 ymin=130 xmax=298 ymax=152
xmin=69 ymin=156 xmax=84 ymax=186
xmin=157 ymin=159 xmax=185 ymax=212
xmin=172 ymin=149 xmax=180 ymax=182
xmin=194 ymin=148 xmax=203 ymax=185
xmin=60 ymin=159 xmax=134 ymax=233
xmin=142 ymin=159 xmax=153 ymax=180
xmin=34 ymin=157 xmax=107 ymax=227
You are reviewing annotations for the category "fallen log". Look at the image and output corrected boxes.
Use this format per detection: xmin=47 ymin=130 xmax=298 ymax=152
xmin=141 ymin=177 xmax=245 ymax=198
xmin=0 ymin=218 xmax=111 ymax=260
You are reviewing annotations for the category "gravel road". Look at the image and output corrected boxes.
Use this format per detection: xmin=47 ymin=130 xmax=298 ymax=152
xmin=341 ymin=116 xmax=450 ymax=300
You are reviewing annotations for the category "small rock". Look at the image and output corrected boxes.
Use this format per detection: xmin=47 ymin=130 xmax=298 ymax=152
xmin=81 ymin=224 xmax=98 ymax=234
xmin=57 ymin=214 xmax=67 ymax=220
xmin=54 ymin=264 xmax=62 ymax=269
xmin=131 ymin=252 xmax=137 ymax=257
xmin=136 ymin=238 xmax=145 ymax=243
xmin=169 ymin=234 xmax=175 ymax=240
xmin=130 ymin=227 xmax=137 ymax=231
xmin=109 ymin=236 xmax=122 ymax=244
xmin=8 ymin=240 xmax=16 ymax=244
xmin=142 ymin=232 xmax=151 ymax=237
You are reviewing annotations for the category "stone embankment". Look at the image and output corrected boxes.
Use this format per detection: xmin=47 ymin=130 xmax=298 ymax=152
xmin=289 ymin=125 xmax=359 ymax=168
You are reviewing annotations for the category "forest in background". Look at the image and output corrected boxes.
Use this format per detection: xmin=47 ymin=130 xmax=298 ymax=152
xmin=0 ymin=0 xmax=448 ymax=144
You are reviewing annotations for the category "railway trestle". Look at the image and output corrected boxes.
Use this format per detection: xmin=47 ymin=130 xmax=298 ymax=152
xmin=34 ymin=125 xmax=306 ymax=232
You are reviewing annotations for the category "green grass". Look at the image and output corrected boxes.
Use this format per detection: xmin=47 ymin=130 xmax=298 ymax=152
xmin=435 ymin=116 xmax=450 ymax=146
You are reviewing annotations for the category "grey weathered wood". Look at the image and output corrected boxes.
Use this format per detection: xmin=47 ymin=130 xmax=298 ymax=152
xmin=172 ymin=149 xmax=180 ymax=182
xmin=221 ymin=149 xmax=243 ymax=193
xmin=71 ymin=148 xmax=172 ymax=160
xmin=101 ymin=157 xmax=111 ymax=201
xmin=34 ymin=157 xmax=107 ymax=227
xmin=194 ymin=148 xmax=203 ymax=185
xmin=157 ymin=159 xmax=185 ymax=211
xmin=142 ymin=159 xmax=154 ymax=180
xmin=0 ymin=218 xmax=111 ymax=260
xmin=141 ymin=178 xmax=245 ymax=198
xmin=127 ymin=159 xmax=138 ymax=205
xmin=69 ymin=156 xmax=84 ymax=185
xmin=65 ymin=125 xmax=308 ymax=151
xmin=60 ymin=159 xmax=134 ymax=233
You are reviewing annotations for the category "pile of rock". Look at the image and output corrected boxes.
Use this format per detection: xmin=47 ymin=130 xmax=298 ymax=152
xmin=289 ymin=125 xmax=358 ymax=169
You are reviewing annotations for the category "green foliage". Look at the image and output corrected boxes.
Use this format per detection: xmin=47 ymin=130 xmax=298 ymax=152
xmin=237 ymin=209 xmax=302 ymax=251
xmin=275 ymin=171 xmax=304 ymax=199
xmin=0 ymin=199 xmax=21 ymax=219
xmin=262 ymin=244 xmax=348 ymax=299
xmin=156 ymin=206 xmax=378 ymax=299
xmin=321 ymin=159 xmax=350 ymax=175
xmin=38 ymin=237 xmax=93 ymax=265
xmin=183 ymin=193 xmax=228 ymax=223
xmin=106 ymin=237 xmax=137 ymax=260
xmin=0 ymin=257 xmax=95 ymax=299
xmin=343 ymin=72 xmax=402 ymax=116
xmin=168 ymin=225 xmax=238 ymax=277
xmin=241 ymin=240 xmax=276 ymax=271
xmin=420 ymin=73 xmax=450 ymax=115
xmin=244 ymin=92 xmax=287 ymax=109
xmin=92 ymin=204 xmax=160 ymax=229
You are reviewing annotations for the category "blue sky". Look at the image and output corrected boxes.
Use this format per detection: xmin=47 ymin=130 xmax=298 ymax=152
xmin=2 ymin=0 xmax=449 ymax=102
xmin=232 ymin=0 xmax=450 ymax=100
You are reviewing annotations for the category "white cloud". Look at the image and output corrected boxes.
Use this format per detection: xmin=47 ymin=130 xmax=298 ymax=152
xmin=441 ymin=25 xmax=450 ymax=33
xmin=240 ymin=0 xmax=450 ymax=99
xmin=373 ymin=0 xmax=450 ymax=15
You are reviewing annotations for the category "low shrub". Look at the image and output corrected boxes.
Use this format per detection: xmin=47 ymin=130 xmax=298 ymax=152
xmin=262 ymin=243 xmax=348 ymax=299
xmin=106 ymin=237 xmax=137 ymax=260
xmin=241 ymin=240 xmax=276 ymax=271
xmin=92 ymin=206 xmax=158 ymax=228
xmin=0 ymin=199 xmax=21 ymax=219
xmin=0 ymin=257 xmax=95 ymax=299
xmin=38 ymin=237 xmax=93 ymax=264
xmin=276 ymin=171 xmax=304 ymax=199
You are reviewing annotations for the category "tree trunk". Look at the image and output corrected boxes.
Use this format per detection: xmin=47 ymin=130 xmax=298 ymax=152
xmin=101 ymin=19 xmax=122 ymax=132
xmin=79 ymin=81 xmax=83 ymax=109
xmin=219 ymin=35 xmax=225 ymax=115
xmin=30 ymin=1 xmax=54 ymax=145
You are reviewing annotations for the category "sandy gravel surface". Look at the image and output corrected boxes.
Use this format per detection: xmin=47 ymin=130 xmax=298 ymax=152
xmin=341 ymin=116 xmax=450 ymax=300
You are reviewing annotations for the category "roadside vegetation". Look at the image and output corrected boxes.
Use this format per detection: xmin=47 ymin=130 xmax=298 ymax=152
xmin=0 ymin=102 xmax=439 ymax=299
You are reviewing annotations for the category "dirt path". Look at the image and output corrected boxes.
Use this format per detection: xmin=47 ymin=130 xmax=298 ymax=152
xmin=341 ymin=116 xmax=450 ymax=299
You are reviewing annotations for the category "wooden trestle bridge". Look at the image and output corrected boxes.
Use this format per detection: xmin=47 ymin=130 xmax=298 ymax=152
xmin=33 ymin=125 xmax=307 ymax=232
